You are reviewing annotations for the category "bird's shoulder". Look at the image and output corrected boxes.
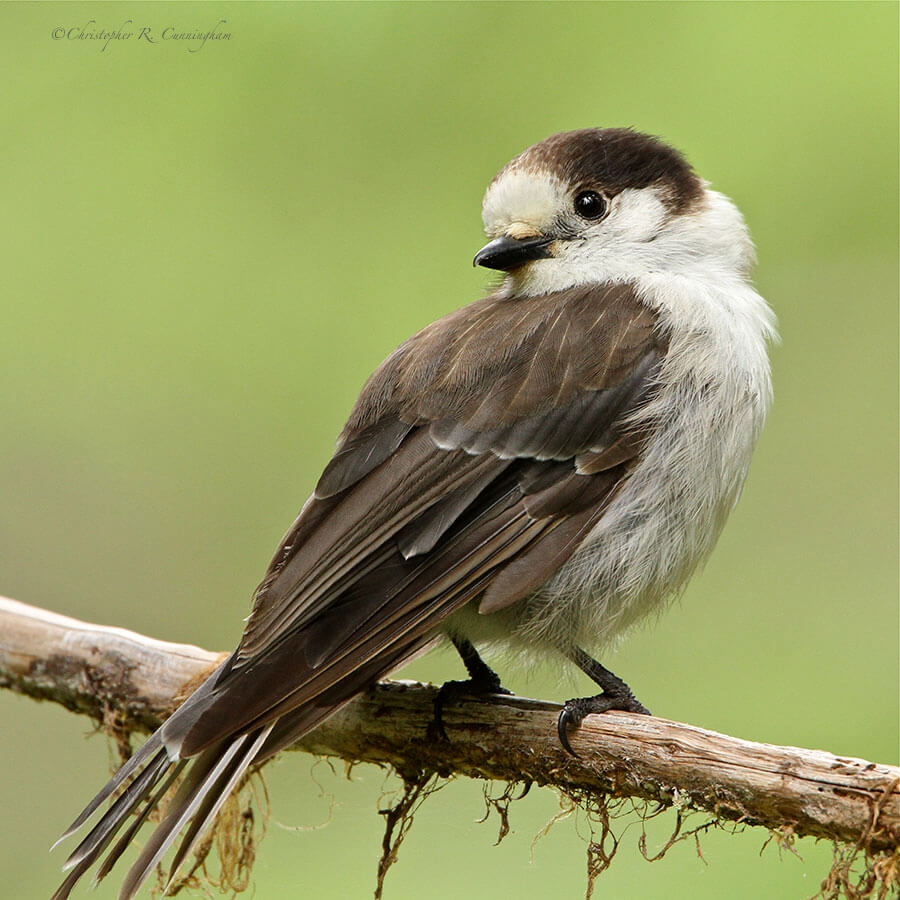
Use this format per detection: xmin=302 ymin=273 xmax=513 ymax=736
xmin=317 ymin=282 xmax=666 ymax=498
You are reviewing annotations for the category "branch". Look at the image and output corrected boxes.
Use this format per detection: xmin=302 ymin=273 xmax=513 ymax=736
xmin=2 ymin=595 xmax=898 ymax=859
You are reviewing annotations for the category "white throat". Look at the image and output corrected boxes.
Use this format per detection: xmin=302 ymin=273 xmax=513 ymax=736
xmin=499 ymin=188 xmax=758 ymax=300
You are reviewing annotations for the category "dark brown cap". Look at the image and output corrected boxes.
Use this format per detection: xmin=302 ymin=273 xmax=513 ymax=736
xmin=498 ymin=128 xmax=704 ymax=213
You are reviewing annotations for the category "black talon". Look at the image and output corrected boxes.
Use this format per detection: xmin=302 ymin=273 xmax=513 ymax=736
xmin=432 ymin=636 xmax=511 ymax=740
xmin=556 ymin=646 xmax=651 ymax=757
xmin=557 ymin=705 xmax=580 ymax=757
xmin=433 ymin=677 xmax=510 ymax=739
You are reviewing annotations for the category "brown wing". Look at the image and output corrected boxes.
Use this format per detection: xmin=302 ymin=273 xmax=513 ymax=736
xmin=174 ymin=283 xmax=667 ymax=757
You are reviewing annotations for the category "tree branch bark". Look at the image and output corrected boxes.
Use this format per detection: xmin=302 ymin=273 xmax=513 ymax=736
xmin=1 ymin=595 xmax=898 ymax=858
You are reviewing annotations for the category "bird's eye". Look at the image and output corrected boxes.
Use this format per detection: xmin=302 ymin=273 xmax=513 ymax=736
xmin=573 ymin=190 xmax=608 ymax=220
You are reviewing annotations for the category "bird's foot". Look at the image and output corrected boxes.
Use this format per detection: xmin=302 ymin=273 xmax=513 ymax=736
xmin=432 ymin=672 xmax=512 ymax=740
xmin=557 ymin=690 xmax=650 ymax=757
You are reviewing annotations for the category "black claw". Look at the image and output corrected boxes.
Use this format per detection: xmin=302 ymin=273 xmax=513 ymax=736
xmin=434 ymin=636 xmax=512 ymax=740
xmin=555 ymin=645 xmax=652 ymax=755
xmin=432 ymin=682 xmax=457 ymax=740
xmin=557 ymin=707 xmax=580 ymax=758
xmin=556 ymin=692 xmax=651 ymax=757
xmin=433 ymin=677 xmax=511 ymax=740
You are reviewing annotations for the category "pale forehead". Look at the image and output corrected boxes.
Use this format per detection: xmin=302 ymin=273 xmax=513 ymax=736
xmin=481 ymin=168 xmax=567 ymax=236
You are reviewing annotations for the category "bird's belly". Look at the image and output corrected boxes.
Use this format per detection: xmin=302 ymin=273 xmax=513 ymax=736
xmin=447 ymin=362 xmax=767 ymax=657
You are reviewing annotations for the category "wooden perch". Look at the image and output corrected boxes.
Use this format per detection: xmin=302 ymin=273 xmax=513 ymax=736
xmin=1 ymin=595 xmax=898 ymax=860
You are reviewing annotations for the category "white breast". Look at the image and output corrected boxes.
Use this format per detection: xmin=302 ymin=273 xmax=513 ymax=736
xmin=523 ymin=263 xmax=777 ymax=657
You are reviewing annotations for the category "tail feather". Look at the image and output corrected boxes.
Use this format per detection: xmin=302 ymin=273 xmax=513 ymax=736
xmin=162 ymin=725 xmax=274 ymax=895
xmin=93 ymin=761 xmax=188 ymax=884
xmin=51 ymin=857 xmax=93 ymax=900
xmin=49 ymin=749 xmax=173 ymax=900
xmin=53 ymin=733 xmax=164 ymax=848
xmin=110 ymin=738 xmax=246 ymax=900
xmin=116 ymin=725 xmax=272 ymax=900
xmin=53 ymin=722 xmax=272 ymax=900
xmin=62 ymin=749 xmax=174 ymax=871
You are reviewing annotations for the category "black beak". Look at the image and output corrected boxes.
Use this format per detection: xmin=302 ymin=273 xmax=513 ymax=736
xmin=473 ymin=234 xmax=553 ymax=271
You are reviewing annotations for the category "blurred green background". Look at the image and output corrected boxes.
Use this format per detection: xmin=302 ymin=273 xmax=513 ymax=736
xmin=1 ymin=3 xmax=896 ymax=899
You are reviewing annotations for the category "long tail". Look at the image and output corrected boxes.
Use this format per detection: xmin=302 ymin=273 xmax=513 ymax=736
xmin=51 ymin=721 xmax=273 ymax=900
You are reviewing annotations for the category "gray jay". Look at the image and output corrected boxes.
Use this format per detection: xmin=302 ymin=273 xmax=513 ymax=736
xmin=52 ymin=128 xmax=776 ymax=899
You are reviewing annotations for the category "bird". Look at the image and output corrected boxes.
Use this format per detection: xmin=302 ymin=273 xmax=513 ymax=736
xmin=51 ymin=127 xmax=776 ymax=899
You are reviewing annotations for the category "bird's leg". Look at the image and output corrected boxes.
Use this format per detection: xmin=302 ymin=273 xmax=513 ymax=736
xmin=433 ymin=636 xmax=511 ymax=739
xmin=557 ymin=645 xmax=650 ymax=756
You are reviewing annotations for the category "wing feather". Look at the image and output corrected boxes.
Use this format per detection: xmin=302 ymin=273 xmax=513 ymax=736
xmin=54 ymin=282 xmax=670 ymax=894
xmin=175 ymin=283 xmax=667 ymax=755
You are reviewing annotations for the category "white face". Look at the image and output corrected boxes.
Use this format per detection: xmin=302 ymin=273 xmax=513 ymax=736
xmin=481 ymin=167 xmax=755 ymax=296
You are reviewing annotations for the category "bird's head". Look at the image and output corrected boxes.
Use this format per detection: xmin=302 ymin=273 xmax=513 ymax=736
xmin=475 ymin=128 xmax=755 ymax=296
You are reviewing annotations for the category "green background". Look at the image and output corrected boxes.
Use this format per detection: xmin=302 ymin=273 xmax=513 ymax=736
xmin=1 ymin=3 xmax=896 ymax=899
